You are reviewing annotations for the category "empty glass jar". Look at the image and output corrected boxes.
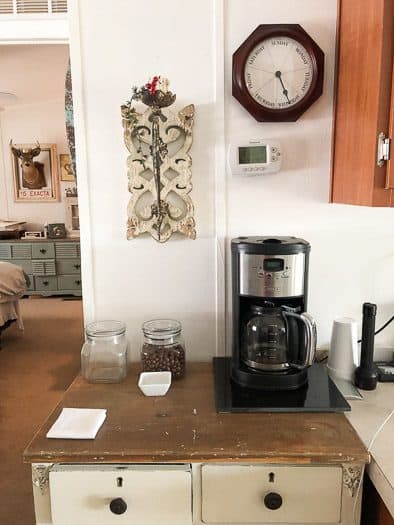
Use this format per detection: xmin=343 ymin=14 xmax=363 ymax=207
xmin=81 ymin=321 xmax=128 ymax=383
xmin=141 ymin=319 xmax=186 ymax=378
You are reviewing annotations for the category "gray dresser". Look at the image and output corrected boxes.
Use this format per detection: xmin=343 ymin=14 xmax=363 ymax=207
xmin=0 ymin=239 xmax=82 ymax=296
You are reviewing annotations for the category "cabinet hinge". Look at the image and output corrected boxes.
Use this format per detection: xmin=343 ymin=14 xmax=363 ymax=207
xmin=377 ymin=132 xmax=391 ymax=167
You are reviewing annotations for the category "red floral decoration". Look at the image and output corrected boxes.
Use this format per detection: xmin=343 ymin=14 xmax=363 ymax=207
xmin=146 ymin=76 xmax=159 ymax=95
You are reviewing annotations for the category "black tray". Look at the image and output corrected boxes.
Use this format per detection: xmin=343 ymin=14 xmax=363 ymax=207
xmin=214 ymin=357 xmax=350 ymax=413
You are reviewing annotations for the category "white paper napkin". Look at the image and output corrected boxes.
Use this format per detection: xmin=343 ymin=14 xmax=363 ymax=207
xmin=46 ymin=408 xmax=107 ymax=439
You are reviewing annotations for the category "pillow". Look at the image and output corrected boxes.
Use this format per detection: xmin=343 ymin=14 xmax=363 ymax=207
xmin=0 ymin=262 xmax=27 ymax=300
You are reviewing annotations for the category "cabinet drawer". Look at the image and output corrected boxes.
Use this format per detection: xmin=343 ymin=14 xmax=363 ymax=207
xmin=0 ymin=243 xmax=32 ymax=259
xmin=11 ymin=243 xmax=31 ymax=259
xmin=0 ymin=244 xmax=11 ymax=259
xmin=55 ymin=242 xmax=80 ymax=259
xmin=49 ymin=464 xmax=192 ymax=525
xmin=32 ymin=243 xmax=55 ymax=259
xmin=58 ymin=275 xmax=82 ymax=291
xmin=32 ymin=259 xmax=56 ymax=276
xmin=201 ymin=464 xmax=342 ymax=524
xmin=35 ymin=276 xmax=57 ymax=291
xmin=57 ymin=259 xmax=81 ymax=274
xmin=12 ymin=259 xmax=32 ymax=274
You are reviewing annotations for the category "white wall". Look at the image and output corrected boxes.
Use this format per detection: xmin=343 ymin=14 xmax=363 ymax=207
xmin=0 ymin=99 xmax=70 ymax=229
xmin=70 ymin=0 xmax=217 ymax=360
xmin=70 ymin=0 xmax=394 ymax=359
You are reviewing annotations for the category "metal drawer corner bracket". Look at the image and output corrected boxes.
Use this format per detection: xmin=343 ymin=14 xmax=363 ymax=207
xmin=377 ymin=132 xmax=391 ymax=167
xmin=342 ymin=464 xmax=363 ymax=497
xmin=32 ymin=464 xmax=53 ymax=495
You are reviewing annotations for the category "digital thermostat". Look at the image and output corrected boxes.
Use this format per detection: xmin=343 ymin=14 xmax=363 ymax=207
xmin=228 ymin=139 xmax=282 ymax=176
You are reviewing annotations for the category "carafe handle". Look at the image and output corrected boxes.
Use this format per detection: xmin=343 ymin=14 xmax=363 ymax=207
xmin=300 ymin=312 xmax=317 ymax=366
xmin=284 ymin=311 xmax=317 ymax=368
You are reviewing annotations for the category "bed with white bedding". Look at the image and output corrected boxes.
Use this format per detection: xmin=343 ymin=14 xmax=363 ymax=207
xmin=0 ymin=261 xmax=28 ymax=342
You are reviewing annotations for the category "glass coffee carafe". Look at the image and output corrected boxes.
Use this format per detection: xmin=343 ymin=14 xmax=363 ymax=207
xmin=241 ymin=305 xmax=316 ymax=372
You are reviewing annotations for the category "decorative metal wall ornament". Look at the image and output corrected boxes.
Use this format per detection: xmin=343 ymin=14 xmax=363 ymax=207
xmin=32 ymin=464 xmax=53 ymax=495
xmin=342 ymin=464 xmax=363 ymax=497
xmin=121 ymin=76 xmax=196 ymax=243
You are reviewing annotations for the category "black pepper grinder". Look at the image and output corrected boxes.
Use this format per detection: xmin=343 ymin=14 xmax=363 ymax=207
xmin=355 ymin=302 xmax=378 ymax=390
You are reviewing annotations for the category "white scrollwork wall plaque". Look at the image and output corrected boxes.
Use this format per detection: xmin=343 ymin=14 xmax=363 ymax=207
xmin=121 ymin=76 xmax=195 ymax=243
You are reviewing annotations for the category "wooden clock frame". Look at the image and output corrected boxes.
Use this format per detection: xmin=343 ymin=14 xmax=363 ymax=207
xmin=232 ymin=24 xmax=325 ymax=122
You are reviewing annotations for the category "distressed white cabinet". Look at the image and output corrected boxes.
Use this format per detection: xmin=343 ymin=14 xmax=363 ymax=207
xmin=25 ymin=365 xmax=368 ymax=525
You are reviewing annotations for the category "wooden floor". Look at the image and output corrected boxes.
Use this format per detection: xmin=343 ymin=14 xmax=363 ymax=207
xmin=0 ymin=297 xmax=83 ymax=525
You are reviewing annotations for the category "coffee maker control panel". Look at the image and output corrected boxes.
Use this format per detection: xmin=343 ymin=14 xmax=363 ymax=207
xmin=239 ymin=253 xmax=305 ymax=298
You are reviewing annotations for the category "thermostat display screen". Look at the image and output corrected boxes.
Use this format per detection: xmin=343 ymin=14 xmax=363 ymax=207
xmin=238 ymin=145 xmax=267 ymax=164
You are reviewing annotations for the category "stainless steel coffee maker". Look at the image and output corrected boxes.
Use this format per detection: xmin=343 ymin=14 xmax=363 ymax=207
xmin=231 ymin=237 xmax=317 ymax=390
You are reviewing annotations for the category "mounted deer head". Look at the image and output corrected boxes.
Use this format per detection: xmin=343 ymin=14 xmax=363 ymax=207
xmin=10 ymin=140 xmax=46 ymax=190
xmin=10 ymin=140 xmax=41 ymax=167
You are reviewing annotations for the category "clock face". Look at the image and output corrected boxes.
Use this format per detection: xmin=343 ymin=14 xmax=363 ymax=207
xmin=244 ymin=36 xmax=314 ymax=110
xmin=232 ymin=25 xmax=324 ymax=122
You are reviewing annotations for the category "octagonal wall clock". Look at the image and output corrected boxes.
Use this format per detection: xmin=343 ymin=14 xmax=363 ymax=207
xmin=232 ymin=24 xmax=325 ymax=122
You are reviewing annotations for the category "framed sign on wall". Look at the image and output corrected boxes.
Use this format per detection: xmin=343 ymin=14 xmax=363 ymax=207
xmin=10 ymin=142 xmax=60 ymax=202
xmin=60 ymin=153 xmax=75 ymax=182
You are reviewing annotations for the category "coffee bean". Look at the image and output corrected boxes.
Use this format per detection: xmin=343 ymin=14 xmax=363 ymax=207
xmin=141 ymin=343 xmax=185 ymax=378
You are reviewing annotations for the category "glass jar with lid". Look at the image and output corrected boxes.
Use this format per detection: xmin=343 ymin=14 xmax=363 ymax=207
xmin=81 ymin=320 xmax=128 ymax=383
xmin=141 ymin=319 xmax=185 ymax=378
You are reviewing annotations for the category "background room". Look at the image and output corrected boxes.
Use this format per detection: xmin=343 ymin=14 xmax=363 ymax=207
xmin=0 ymin=39 xmax=83 ymax=525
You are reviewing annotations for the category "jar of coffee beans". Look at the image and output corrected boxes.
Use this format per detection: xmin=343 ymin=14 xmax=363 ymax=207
xmin=141 ymin=319 xmax=185 ymax=378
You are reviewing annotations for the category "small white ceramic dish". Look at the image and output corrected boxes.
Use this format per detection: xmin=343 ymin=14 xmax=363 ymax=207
xmin=138 ymin=371 xmax=172 ymax=396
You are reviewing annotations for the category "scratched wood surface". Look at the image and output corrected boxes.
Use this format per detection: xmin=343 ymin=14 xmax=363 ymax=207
xmin=23 ymin=363 xmax=369 ymax=465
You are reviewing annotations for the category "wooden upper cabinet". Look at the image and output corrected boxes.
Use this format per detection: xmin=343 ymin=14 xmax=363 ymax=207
xmin=387 ymin=66 xmax=394 ymax=189
xmin=331 ymin=0 xmax=394 ymax=206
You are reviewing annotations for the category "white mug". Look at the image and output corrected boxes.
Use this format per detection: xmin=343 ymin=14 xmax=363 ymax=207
xmin=328 ymin=317 xmax=359 ymax=381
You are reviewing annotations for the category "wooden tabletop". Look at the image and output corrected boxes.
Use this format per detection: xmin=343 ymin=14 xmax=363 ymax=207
xmin=24 ymin=363 xmax=369 ymax=465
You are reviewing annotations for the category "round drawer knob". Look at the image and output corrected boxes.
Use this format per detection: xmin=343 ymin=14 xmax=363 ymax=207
xmin=40 ymin=249 xmax=47 ymax=254
xmin=264 ymin=492 xmax=283 ymax=510
xmin=109 ymin=498 xmax=127 ymax=515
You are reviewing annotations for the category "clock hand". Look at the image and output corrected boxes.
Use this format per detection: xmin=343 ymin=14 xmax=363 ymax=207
xmin=275 ymin=70 xmax=290 ymax=104
xmin=279 ymin=74 xmax=302 ymax=100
